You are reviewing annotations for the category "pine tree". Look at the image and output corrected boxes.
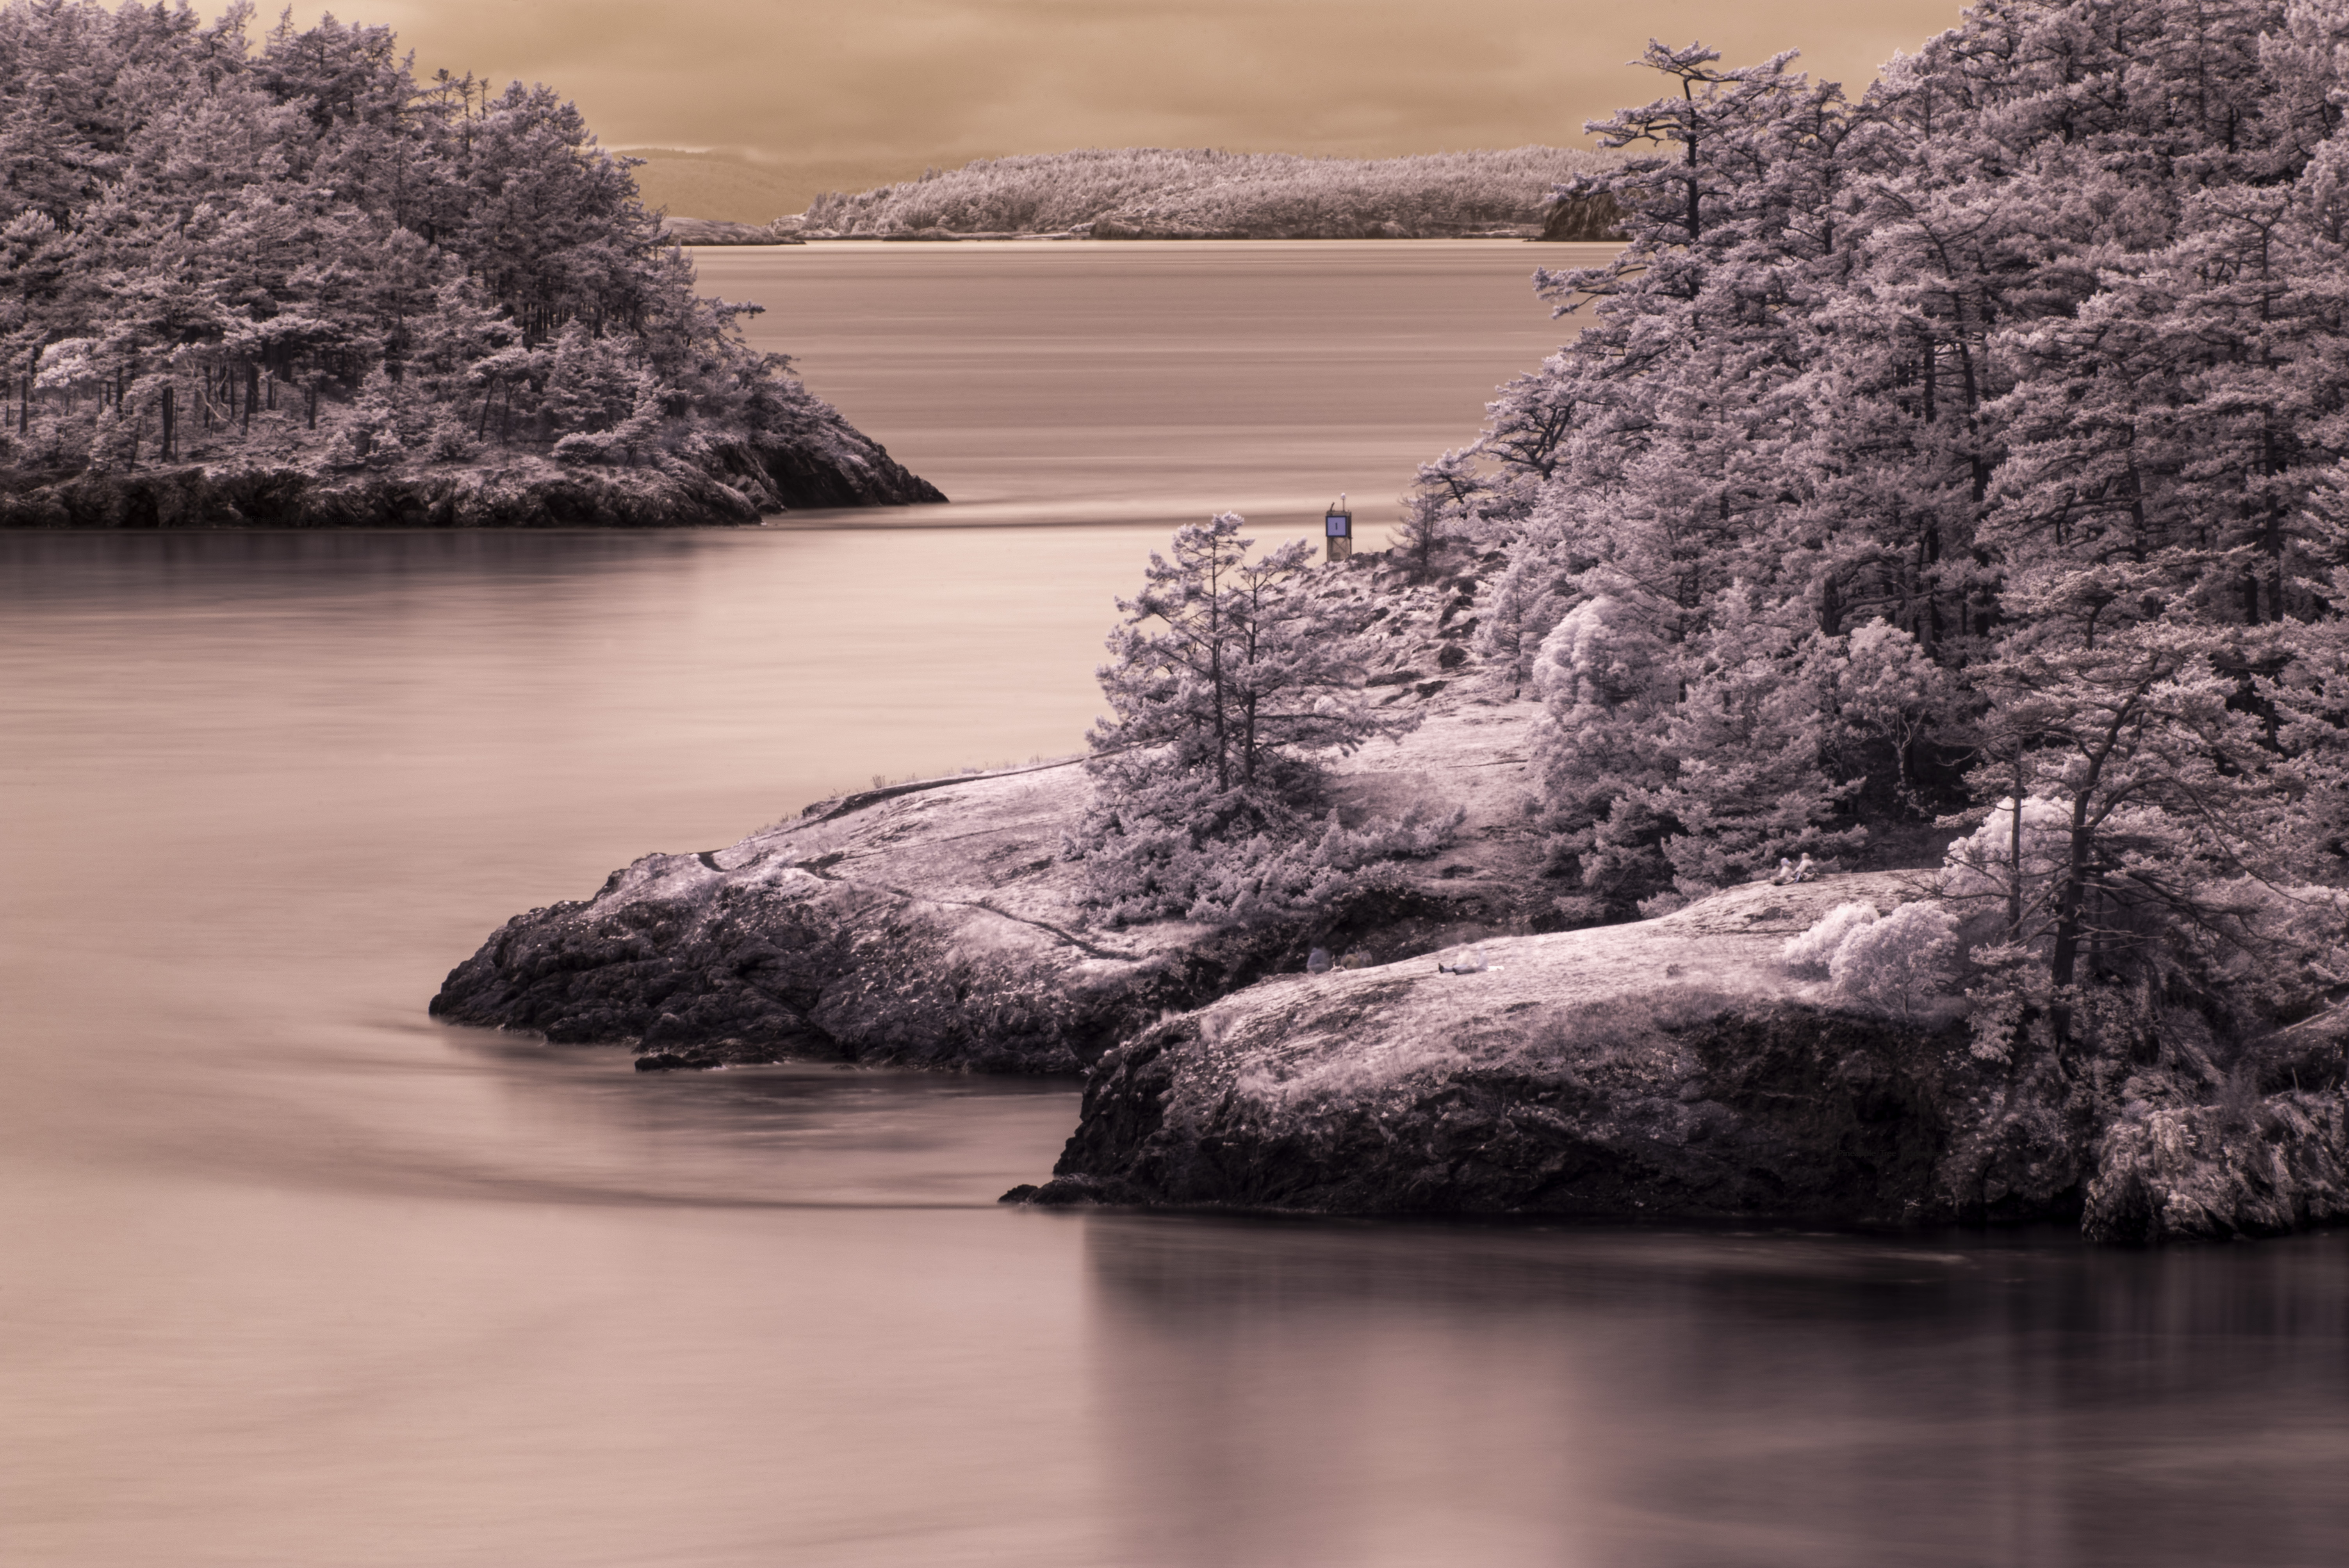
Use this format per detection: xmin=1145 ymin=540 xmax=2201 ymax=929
xmin=1069 ymin=514 xmax=1450 ymax=923
xmin=1456 ymin=2 xmax=2349 ymax=947
xmin=1087 ymin=513 xmax=1400 ymax=799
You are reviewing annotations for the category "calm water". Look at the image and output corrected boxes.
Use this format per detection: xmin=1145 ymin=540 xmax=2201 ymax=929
xmin=4 ymin=243 xmax=2345 ymax=1567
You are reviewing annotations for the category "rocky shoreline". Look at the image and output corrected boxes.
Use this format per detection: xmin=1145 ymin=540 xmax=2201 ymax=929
xmin=1013 ymin=875 xmax=1990 ymax=1225
xmin=428 ymin=695 xmax=1547 ymax=1071
xmin=0 ymin=422 xmax=941 ymax=530
xmin=429 ymin=550 xmax=2349 ymax=1244
xmin=1025 ymin=877 xmax=2349 ymax=1244
xmin=434 ymin=723 xmax=2349 ymax=1243
xmin=430 ymin=554 xmax=1494 ymax=1066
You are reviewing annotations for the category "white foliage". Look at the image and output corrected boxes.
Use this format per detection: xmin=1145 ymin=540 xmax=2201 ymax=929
xmin=1073 ymin=798 xmax=1463 ymax=928
xmin=1939 ymin=796 xmax=2072 ymax=904
xmin=1817 ymin=619 xmax=1960 ymax=805
xmin=1531 ymin=593 xmax=1677 ymax=711
xmin=33 ymin=339 xmax=102 ymax=393
xmin=1470 ymin=517 xmax=1574 ymax=693
xmin=1782 ymin=899 xmax=1959 ymax=1014
xmin=1071 ymin=515 xmax=1461 ymax=924
xmin=1782 ymin=900 xmax=1879 ymax=976
xmin=1828 ymin=902 xmax=1960 ymax=1015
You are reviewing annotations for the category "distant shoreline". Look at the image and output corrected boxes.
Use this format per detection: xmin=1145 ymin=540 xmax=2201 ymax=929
xmin=666 ymin=226 xmax=1606 ymax=246
xmin=653 ymin=145 xmax=1623 ymax=245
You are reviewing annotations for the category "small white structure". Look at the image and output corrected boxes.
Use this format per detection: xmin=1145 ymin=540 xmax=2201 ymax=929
xmin=1324 ymin=494 xmax=1353 ymax=563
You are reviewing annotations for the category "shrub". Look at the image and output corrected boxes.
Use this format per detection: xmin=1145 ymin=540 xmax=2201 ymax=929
xmin=1782 ymin=901 xmax=1880 ymax=976
xmin=1828 ymin=902 xmax=1960 ymax=1017
xmin=1783 ymin=898 xmax=1959 ymax=1017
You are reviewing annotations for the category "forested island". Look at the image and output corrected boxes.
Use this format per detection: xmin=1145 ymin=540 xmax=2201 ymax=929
xmin=0 ymin=1 xmax=941 ymax=528
xmin=442 ymin=0 xmax=2349 ymax=1243
xmin=781 ymin=146 xmax=1623 ymax=241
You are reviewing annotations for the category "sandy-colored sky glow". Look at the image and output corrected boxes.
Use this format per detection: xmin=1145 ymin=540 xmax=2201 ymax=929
xmin=304 ymin=1 xmax=1967 ymax=168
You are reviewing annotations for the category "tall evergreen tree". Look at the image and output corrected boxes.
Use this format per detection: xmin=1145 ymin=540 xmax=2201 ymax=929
xmin=1069 ymin=514 xmax=1454 ymax=925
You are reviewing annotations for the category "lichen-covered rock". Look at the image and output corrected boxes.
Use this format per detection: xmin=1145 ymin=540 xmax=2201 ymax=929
xmin=1022 ymin=874 xmax=2025 ymax=1221
xmin=1016 ymin=871 xmax=2349 ymax=1238
xmin=431 ymin=676 xmax=1555 ymax=1070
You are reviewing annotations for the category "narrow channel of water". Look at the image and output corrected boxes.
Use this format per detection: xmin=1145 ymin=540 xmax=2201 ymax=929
xmin=3 ymin=244 xmax=2344 ymax=1567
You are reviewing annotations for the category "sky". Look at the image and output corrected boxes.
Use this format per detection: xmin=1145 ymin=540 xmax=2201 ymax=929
xmin=301 ymin=0 xmax=1971 ymax=169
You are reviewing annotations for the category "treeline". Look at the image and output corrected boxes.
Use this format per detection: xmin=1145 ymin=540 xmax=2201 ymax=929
xmin=1391 ymin=2 xmax=2349 ymax=1062
xmin=0 ymin=0 xmax=937 ymax=522
xmin=799 ymin=146 xmax=1620 ymax=239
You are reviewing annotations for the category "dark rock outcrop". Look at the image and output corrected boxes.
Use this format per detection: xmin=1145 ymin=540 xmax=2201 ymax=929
xmin=1018 ymin=876 xmax=2027 ymax=1222
xmin=0 ymin=426 xmax=941 ymax=531
xmin=1011 ymin=871 xmax=2349 ymax=1240
xmin=1539 ymin=191 xmax=1624 ymax=242
xmin=2084 ymin=1095 xmax=2349 ymax=1242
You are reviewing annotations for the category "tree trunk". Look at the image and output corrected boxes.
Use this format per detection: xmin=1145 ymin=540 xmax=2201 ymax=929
xmin=2006 ymin=757 xmax=2025 ymax=941
xmin=1208 ymin=578 xmax=1228 ymax=792
xmin=2047 ymin=791 xmax=2093 ymax=1044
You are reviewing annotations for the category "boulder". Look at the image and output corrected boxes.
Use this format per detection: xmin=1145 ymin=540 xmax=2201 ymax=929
xmin=1018 ymin=874 xmax=2023 ymax=1222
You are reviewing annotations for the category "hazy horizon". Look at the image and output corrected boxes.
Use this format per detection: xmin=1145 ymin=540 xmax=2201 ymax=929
xmin=278 ymin=1 xmax=1968 ymax=180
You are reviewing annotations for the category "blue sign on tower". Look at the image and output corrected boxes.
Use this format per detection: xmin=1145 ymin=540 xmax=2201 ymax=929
xmin=1324 ymin=494 xmax=1353 ymax=562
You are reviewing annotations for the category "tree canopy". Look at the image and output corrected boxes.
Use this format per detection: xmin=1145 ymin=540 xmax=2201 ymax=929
xmin=1415 ymin=0 xmax=2349 ymax=1050
xmin=0 ymin=0 xmax=939 ymax=521
xmin=1070 ymin=515 xmax=1458 ymax=926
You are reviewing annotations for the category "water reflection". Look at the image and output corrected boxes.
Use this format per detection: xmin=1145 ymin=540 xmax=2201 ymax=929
xmin=0 ymin=526 xmax=709 ymax=606
xmin=451 ymin=1030 xmax=1086 ymax=1210
xmin=1084 ymin=1218 xmax=2349 ymax=1566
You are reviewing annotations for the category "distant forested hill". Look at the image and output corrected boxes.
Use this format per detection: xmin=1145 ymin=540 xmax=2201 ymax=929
xmin=0 ymin=0 xmax=941 ymax=527
xmin=626 ymin=149 xmax=931 ymax=228
xmin=798 ymin=146 xmax=1622 ymax=240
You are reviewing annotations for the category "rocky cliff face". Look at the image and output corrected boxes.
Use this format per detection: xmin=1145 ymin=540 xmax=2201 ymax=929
xmin=1016 ymin=875 xmax=2005 ymax=1222
xmin=2084 ymin=1089 xmax=2349 ymax=1242
xmin=1013 ymin=873 xmax=2349 ymax=1240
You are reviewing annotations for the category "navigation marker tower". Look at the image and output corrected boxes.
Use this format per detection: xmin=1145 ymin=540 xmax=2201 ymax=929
xmin=1325 ymin=494 xmax=1353 ymax=563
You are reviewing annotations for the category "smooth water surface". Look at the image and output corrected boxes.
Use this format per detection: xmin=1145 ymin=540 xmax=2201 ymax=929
xmin=697 ymin=239 xmax=1610 ymax=530
xmin=4 ymin=244 xmax=2347 ymax=1566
